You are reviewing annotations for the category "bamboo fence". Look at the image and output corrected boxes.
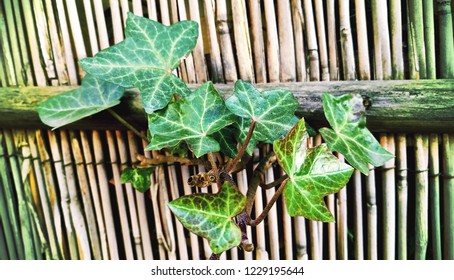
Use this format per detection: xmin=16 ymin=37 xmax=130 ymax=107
xmin=0 ymin=0 xmax=453 ymax=260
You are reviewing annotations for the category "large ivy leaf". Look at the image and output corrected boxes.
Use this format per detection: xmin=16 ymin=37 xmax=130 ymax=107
xmin=225 ymin=80 xmax=299 ymax=146
xmin=146 ymin=82 xmax=236 ymax=157
xmin=37 ymin=75 xmax=124 ymax=129
xmin=120 ymin=167 xmax=154 ymax=193
xmin=79 ymin=12 xmax=198 ymax=114
xmin=168 ymin=181 xmax=246 ymax=254
xmin=319 ymin=93 xmax=394 ymax=175
xmin=274 ymin=118 xmax=354 ymax=222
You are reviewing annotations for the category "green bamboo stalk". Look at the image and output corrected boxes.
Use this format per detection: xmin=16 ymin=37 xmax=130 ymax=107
xmin=12 ymin=0 xmax=33 ymax=85
xmin=423 ymin=0 xmax=436 ymax=78
xmin=0 ymin=179 xmax=16 ymax=259
xmin=365 ymin=164 xmax=377 ymax=260
xmin=0 ymin=218 xmax=8 ymax=259
xmin=0 ymin=3 xmax=17 ymax=86
xmin=389 ymin=0 xmax=404 ymax=79
xmin=408 ymin=0 xmax=427 ymax=79
xmin=339 ymin=0 xmax=356 ymax=80
xmin=3 ymin=0 xmax=24 ymax=86
xmin=353 ymin=170 xmax=364 ymax=259
xmin=437 ymin=0 xmax=454 ymax=78
xmin=381 ymin=134 xmax=396 ymax=260
xmin=429 ymin=134 xmax=441 ymax=259
xmin=414 ymin=134 xmax=429 ymax=259
xmin=355 ymin=0 xmax=371 ymax=80
xmin=303 ymin=0 xmax=320 ymax=81
xmin=442 ymin=134 xmax=454 ymax=259
xmin=396 ymin=134 xmax=408 ymax=260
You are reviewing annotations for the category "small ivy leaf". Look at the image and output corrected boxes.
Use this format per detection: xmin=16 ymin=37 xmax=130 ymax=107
xmin=79 ymin=12 xmax=198 ymax=114
xmin=225 ymin=80 xmax=299 ymax=145
xmin=168 ymin=181 xmax=246 ymax=254
xmin=319 ymin=93 xmax=394 ymax=175
xmin=146 ymin=82 xmax=236 ymax=157
xmin=120 ymin=167 xmax=154 ymax=193
xmin=274 ymin=118 xmax=354 ymax=222
xmin=37 ymin=74 xmax=125 ymax=129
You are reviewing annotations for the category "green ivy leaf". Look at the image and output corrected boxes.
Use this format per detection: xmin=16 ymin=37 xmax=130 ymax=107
xmin=274 ymin=118 xmax=354 ymax=222
xmin=146 ymin=82 xmax=236 ymax=157
xmin=319 ymin=93 xmax=394 ymax=175
xmin=168 ymin=181 xmax=246 ymax=254
xmin=120 ymin=167 xmax=154 ymax=193
xmin=37 ymin=74 xmax=124 ymax=129
xmin=79 ymin=12 xmax=198 ymax=114
xmin=225 ymin=80 xmax=299 ymax=146
xmin=211 ymin=126 xmax=239 ymax=159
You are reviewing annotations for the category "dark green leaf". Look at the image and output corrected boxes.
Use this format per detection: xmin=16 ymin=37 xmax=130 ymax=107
xmin=79 ymin=12 xmax=198 ymax=113
xmin=168 ymin=181 xmax=246 ymax=254
xmin=146 ymin=82 xmax=236 ymax=157
xmin=211 ymin=126 xmax=239 ymax=159
xmin=37 ymin=74 xmax=124 ymax=129
xmin=274 ymin=118 xmax=354 ymax=222
xmin=120 ymin=167 xmax=154 ymax=192
xmin=319 ymin=93 xmax=394 ymax=175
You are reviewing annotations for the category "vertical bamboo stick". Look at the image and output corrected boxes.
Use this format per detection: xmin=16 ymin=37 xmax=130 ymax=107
xmin=83 ymin=0 xmax=100 ymax=55
xmin=0 ymin=4 xmax=17 ymax=86
xmin=176 ymin=1 xmax=196 ymax=83
xmin=339 ymin=0 xmax=356 ymax=80
xmin=248 ymin=0 xmax=267 ymax=83
xmin=355 ymin=0 xmax=371 ymax=80
xmin=442 ymin=134 xmax=454 ymax=259
xmin=429 ymin=134 xmax=441 ymax=260
xmin=303 ymin=0 xmax=320 ymax=81
xmin=381 ymin=134 xmax=396 ymax=260
xmin=396 ymin=134 xmax=408 ymax=260
xmin=132 ymin=0 xmax=143 ymax=15
xmin=423 ymin=0 xmax=436 ymax=79
xmin=264 ymin=0 xmax=280 ymax=82
xmin=437 ymin=0 xmax=454 ymax=78
xmin=237 ymin=169 xmax=253 ymax=260
xmin=282 ymin=192 xmax=293 ymax=260
xmin=265 ymin=166 xmax=279 ymax=259
xmin=352 ymin=170 xmax=364 ymax=259
xmin=294 ymin=217 xmax=308 ymax=259
xmin=110 ymin=0 xmax=125 ymax=42
xmin=11 ymin=0 xmax=33 ymax=85
xmin=216 ymin=0 xmax=238 ymax=83
xmin=158 ymin=0 xmax=171 ymax=24
xmin=0 ymin=188 xmax=10 ymax=259
xmin=366 ymin=164 xmax=377 ymax=260
xmin=375 ymin=0 xmax=392 ymax=79
xmin=326 ymin=0 xmax=338 ymax=80
xmin=314 ymin=0 xmax=329 ymax=81
xmin=120 ymin=0 xmax=130 ymax=25
xmin=291 ymin=0 xmax=307 ymax=82
xmin=414 ymin=134 xmax=429 ymax=259
xmin=278 ymin=0 xmax=296 ymax=82
xmin=93 ymin=0 xmax=110 ymax=50
xmin=336 ymin=154 xmax=348 ymax=259
xmin=389 ymin=0 xmax=404 ymax=79
xmin=3 ymin=0 xmax=24 ymax=85
xmin=65 ymin=0 xmax=87 ymax=76
xmin=231 ymin=0 xmax=254 ymax=82
xmin=408 ymin=0 xmax=427 ymax=79
xmin=203 ymin=0 xmax=224 ymax=83
xmin=146 ymin=0 xmax=158 ymax=20
xmin=188 ymin=0 xmax=208 ymax=83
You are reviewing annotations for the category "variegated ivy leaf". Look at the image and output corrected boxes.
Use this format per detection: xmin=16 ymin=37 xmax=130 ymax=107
xmin=146 ymin=82 xmax=236 ymax=157
xmin=79 ymin=12 xmax=198 ymax=114
xmin=37 ymin=74 xmax=124 ymax=129
xmin=225 ymin=80 xmax=299 ymax=151
xmin=274 ymin=118 xmax=354 ymax=222
xmin=168 ymin=181 xmax=246 ymax=254
xmin=319 ymin=93 xmax=394 ymax=175
xmin=120 ymin=167 xmax=154 ymax=193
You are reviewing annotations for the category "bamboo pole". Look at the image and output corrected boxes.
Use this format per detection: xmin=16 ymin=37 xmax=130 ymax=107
xmin=355 ymin=0 xmax=371 ymax=80
xmin=278 ymin=0 xmax=296 ymax=82
xmin=291 ymin=0 xmax=307 ymax=82
xmin=0 ymin=4 xmax=17 ymax=86
xmin=83 ymin=0 xmax=100 ymax=55
xmin=248 ymin=0 xmax=267 ymax=83
xmin=352 ymin=170 xmax=364 ymax=259
xmin=231 ymin=0 xmax=254 ymax=82
xmin=326 ymin=0 xmax=338 ymax=80
xmin=314 ymin=0 xmax=329 ymax=81
xmin=110 ymin=0 xmax=125 ymax=42
xmin=429 ymin=134 xmax=441 ymax=259
xmin=265 ymin=163 xmax=279 ymax=259
xmin=216 ymin=0 xmax=238 ymax=83
xmin=176 ymin=1 xmax=196 ymax=84
xmin=0 ymin=203 xmax=9 ymax=259
xmin=93 ymin=0 xmax=110 ymax=50
xmin=180 ymin=165 xmax=200 ymax=259
xmin=146 ymin=0 xmax=157 ymax=20
xmin=365 ymin=164 xmax=377 ymax=260
xmin=203 ymin=0 xmax=224 ymax=83
xmin=414 ymin=134 xmax=429 ymax=259
xmin=236 ymin=169 xmax=253 ymax=260
xmin=264 ymin=0 xmax=280 ymax=82
xmin=396 ymin=134 xmax=408 ymax=260
xmin=339 ymin=0 xmax=356 ymax=80
xmin=389 ymin=0 xmax=404 ymax=79
xmin=441 ymin=134 xmax=454 ymax=259
xmin=408 ymin=0 xmax=427 ymax=79
xmin=437 ymin=0 xmax=454 ymax=78
xmin=423 ymin=0 xmax=436 ymax=79
xmin=11 ymin=0 xmax=33 ymax=85
xmin=381 ymin=135 xmax=396 ymax=260
xmin=188 ymin=0 xmax=208 ymax=83
xmin=3 ymin=0 xmax=24 ymax=85
xmin=303 ymin=0 xmax=320 ymax=81
xmin=336 ymin=154 xmax=348 ymax=259
xmin=132 ymin=0 xmax=143 ymax=16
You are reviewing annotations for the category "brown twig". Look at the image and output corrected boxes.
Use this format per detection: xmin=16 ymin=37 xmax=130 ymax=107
xmin=261 ymin=174 xmax=288 ymax=189
xmin=107 ymin=108 xmax=149 ymax=143
xmin=225 ymin=120 xmax=256 ymax=173
xmin=248 ymin=179 xmax=287 ymax=227
xmin=136 ymin=153 xmax=208 ymax=167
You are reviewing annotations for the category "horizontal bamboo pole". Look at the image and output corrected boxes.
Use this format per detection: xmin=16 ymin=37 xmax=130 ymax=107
xmin=0 ymin=79 xmax=453 ymax=132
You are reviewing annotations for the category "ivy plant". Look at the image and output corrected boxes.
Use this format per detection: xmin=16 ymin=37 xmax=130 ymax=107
xmin=37 ymin=13 xmax=394 ymax=259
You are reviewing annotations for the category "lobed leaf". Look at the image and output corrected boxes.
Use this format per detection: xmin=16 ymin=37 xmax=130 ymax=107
xmin=146 ymin=82 xmax=236 ymax=157
xmin=79 ymin=12 xmax=198 ymax=114
xmin=120 ymin=167 xmax=154 ymax=193
xmin=319 ymin=93 xmax=394 ymax=175
xmin=168 ymin=181 xmax=246 ymax=254
xmin=37 ymin=75 xmax=124 ymax=129
xmin=274 ymin=118 xmax=354 ymax=222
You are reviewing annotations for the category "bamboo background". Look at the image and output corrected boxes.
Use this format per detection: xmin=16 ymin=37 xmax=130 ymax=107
xmin=0 ymin=0 xmax=453 ymax=260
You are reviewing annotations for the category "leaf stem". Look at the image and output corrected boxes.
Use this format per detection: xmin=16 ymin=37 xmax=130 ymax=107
xmin=107 ymin=108 xmax=148 ymax=143
xmin=262 ymin=174 xmax=288 ymax=189
xmin=248 ymin=179 xmax=287 ymax=227
xmin=225 ymin=120 xmax=256 ymax=173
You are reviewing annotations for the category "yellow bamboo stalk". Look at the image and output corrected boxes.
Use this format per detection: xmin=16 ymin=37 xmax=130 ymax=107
xmin=372 ymin=0 xmax=392 ymax=79
xmin=203 ymin=0 xmax=224 ymax=83
xmin=0 ymin=4 xmax=17 ymax=86
xmin=231 ymin=0 xmax=254 ymax=82
xmin=132 ymin=0 xmax=143 ymax=15
xmin=414 ymin=134 xmax=429 ymax=259
xmin=314 ymin=0 xmax=329 ymax=81
xmin=264 ymin=0 xmax=280 ymax=82
xmin=188 ymin=0 xmax=208 ymax=83
xmin=65 ymin=0 xmax=87 ymax=77
xmin=291 ymin=0 xmax=307 ymax=82
xmin=366 ymin=164 xmax=377 ymax=260
xmin=216 ymin=0 xmax=238 ymax=83
xmin=110 ymin=0 xmax=125 ymax=43
xmin=339 ymin=0 xmax=356 ymax=80
xmin=381 ymin=134 xmax=396 ymax=260
xmin=278 ymin=0 xmax=296 ymax=82
xmin=83 ymin=0 xmax=100 ymax=55
xmin=236 ymin=169 xmax=253 ymax=260
xmin=396 ymin=134 xmax=408 ymax=260
xmin=120 ymin=0 xmax=130 ymax=25
xmin=336 ymin=154 xmax=348 ymax=259
xmin=3 ymin=0 xmax=24 ymax=85
xmin=355 ymin=0 xmax=371 ymax=80
xmin=248 ymin=0 xmax=267 ymax=83
xmin=265 ymin=164 xmax=279 ymax=259
xmin=429 ymin=134 xmax=441 ymax=259
xmin=11 ymin=0 xmax=33 ymax=85
xmin=146 ymin=0 xmax=158 ymax=20
xmin=177 ymin=1 xmax=196 ymax=83
xmin=389 ymin=0 xmax=404 ymax=79
xmin=352 ymin=170 xmax=364 ymax=259
xmin=303 ymin=0 xmax=320 ymax=81
xmin=327 ymin=0 xmax=339 ymax=80
xmin=93 ymin=0 xmax=110 ymax=50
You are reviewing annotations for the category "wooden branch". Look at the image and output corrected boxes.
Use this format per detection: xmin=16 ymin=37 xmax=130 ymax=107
xmin=1 ymin=79 xmax=453 ymax=132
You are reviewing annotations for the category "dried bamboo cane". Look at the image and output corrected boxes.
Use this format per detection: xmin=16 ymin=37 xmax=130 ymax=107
xmin=406 ymin=1 xmax=418 ymax=79
xmin=309 ymin=136 xmax=321 ymax=259
xmin=282 ymin=193 xmax=293 ymax=260
xmin=366 ymin=164 xmax=377 ymax=260
xmin=265 ymin=165 xmax=279 ymax=259
xmin=180 ymin=165 xmax=200 ymax=259
xmin=248 ymin=0 xmax=267 ymax=83
xmin=127 ymin=131 xmax=154 ymax=260
xmin=336 ymin=154 xmax=348 ymax=259
xmin=278 ymin=0 xmax=296 ymax=82
xmin=83 ymin=0 xmax=100 ymax=55
xmin=203 ymin=0 xmax=225 ymax=83
xmin=437 ymin=0 xmax=454 ymax=78
xmin=294 ymin=216 xmax=308 ymax=259
xmin=92 ymin=130 xmax=119 ymax=259
xmin=372 ymin=0 xmax=392 ymax=80
xmin=93 ymin=0 xmax=110 ymax=50
xmin=314 ymin=0 xmax=329 ymax=81
xmin=70 ymin=133 xmax=102 ymax=260
xmin=291 ymin=0 xmax=307 ymax=82
xmin=442 ymin=134 xmax=454 ymax=259
xmin=236 ymin=169 xmax=253 ymax=260
xmin=231 ymin=0 xmax=254 ymax=82
xmin=188 ymin=0 xmax=208 ymax=83
xmin=11 ymin=0 xmax=33 ymax=85
xmin=396 ymin=134 xmax=408 ymax=260
xmin=339 ymin=0 xmax=356 ymax=80
xmin=355 ymin=0 xmax=371 ymax=80
xmin=146 ymin=0 xmax=158 ymax=20
xmin=216 ymin=0 xmax=238 ymax=83
xmin=3 ymin=0 xmax=24 ymax=85
xmin=106 ymin=130 xmax=134 ymax=259
xmin=303 ymin=0 xmax=320 ymax=81
xmin=110 ymin=0 xmax=125 ymax=42
xmin=414 ymin=134 xmax=429 ymax=259
xmin=0 ymin=4 xmax=17 ymax=86
xmin=158 ymin=0 xmax=171 ymax=25
xmin=65 ymin=0 xmax=87 ymax=75
xmin=264 ymin=0 xmax=280 ymax=82
xmin=389 ymin=0 xmax=404 ymax=79
xmin=407 ymin=0 xmax=427 ymax=79
xmin=0 ymin=130 xmax=23 ymax=259
xmin=176 ymin=1 xmax=197 ymax=83
xmin=169 ymin=0 xmax=179 ymax=23
xmin=132 ymin=0 xmax=143 ymax=15
xmin=429 ymin=134 xmax=441 ymax=260
xmin=381 ymin=134 xmax=396 ymax=260
xmin=352 ymin=170 xmax=364 ymax=259
xmin=0 ymin=201 xmax=9 ymax=259
xmin=326 ymin=0 xmax=338 ymax=80
xmin=423 ymin=0 xmax=436 ymax=79
xmin=120 ymin=0 xmax=130 ymax=25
